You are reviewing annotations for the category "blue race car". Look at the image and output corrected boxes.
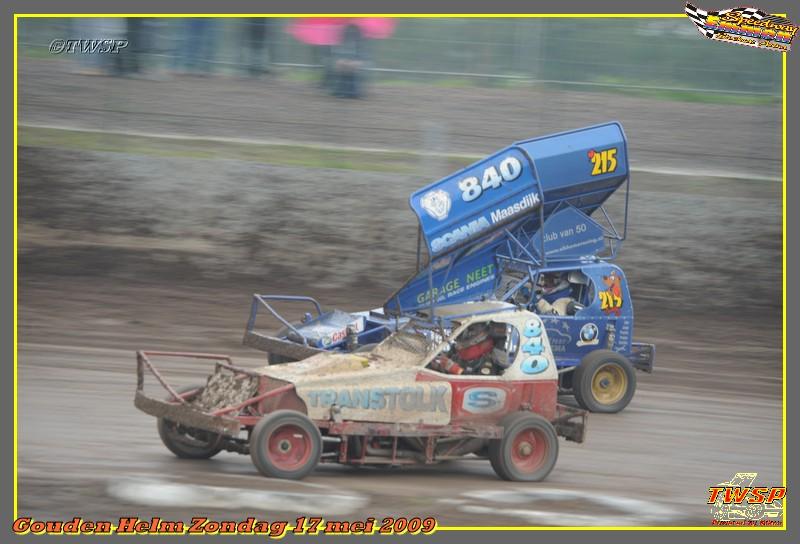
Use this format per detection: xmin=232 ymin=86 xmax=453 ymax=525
xmin=243 ymin=122 xmax=654 ymax=413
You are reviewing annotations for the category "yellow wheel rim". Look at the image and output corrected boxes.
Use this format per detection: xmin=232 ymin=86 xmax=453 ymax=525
xmin=591 ymin=363 xmax=627 ymax=405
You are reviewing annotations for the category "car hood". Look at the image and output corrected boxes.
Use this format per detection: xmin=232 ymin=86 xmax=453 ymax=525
xmin=257 ymin=339 xmax=452 ymax=425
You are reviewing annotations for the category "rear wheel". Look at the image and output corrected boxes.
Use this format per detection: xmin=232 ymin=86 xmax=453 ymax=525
xmin=489 ymin=412 xmax=558 ymax=482
xmin=573 ymin=350 xmax=636 ymax=413
xmin=157 ymin=384 xmax=224 ymax=459
xmin=250 ymin=410 xmax=322 ymax=480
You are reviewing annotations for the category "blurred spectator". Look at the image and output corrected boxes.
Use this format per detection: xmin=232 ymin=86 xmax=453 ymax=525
xmin=119 ymin=18 xmax=172 ymax=79
xmin=330 ymin=24 xmax=366 ymax=98
xmin=70 ymin=18 xmax=126 ymax=76
xmin=117 ymin=18 xmax=145 ymax=76
xmin=287 ymin=18 xmax=396 ymax=99
xmin=174 ymin=18 xmax=217 ymax=75
xmin=238 ymin=18 xmax=277 ymax=77
xmin=312 ymin=44 xmax=335 ymax=90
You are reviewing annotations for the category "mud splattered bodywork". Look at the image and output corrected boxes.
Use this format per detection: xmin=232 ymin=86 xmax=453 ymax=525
xmin=135 ymin=302 xmax=585 ymax=481
xmin=261 ymin=332 xmax=452 ymax=424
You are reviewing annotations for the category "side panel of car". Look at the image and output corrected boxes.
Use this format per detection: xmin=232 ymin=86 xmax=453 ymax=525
xmin=294 ymin=375 xmax=454 ymax=426
xmin=541 ymin=263 xmax=633 ymax=368
xmin=416 ymin=310 xmax=559 ymax=424
xmin=446 ymin=379 xmax=557 ymax=423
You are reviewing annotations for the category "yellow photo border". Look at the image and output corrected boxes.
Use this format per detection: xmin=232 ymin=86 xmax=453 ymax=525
xmin=12 ymin=12 xmax=788 ymax=532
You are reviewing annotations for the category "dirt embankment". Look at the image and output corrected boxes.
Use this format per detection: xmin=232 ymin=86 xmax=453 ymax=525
xmin=19 ymin=146 xmax=781 ymax=321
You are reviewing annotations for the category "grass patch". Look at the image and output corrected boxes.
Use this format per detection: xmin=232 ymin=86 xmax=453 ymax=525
xmin=19 ymin=125 xmax=477 ymax=173
xmin=563 ymin=76 xmax=779 ymax=106
xmin=610 ymin=86 xmax=777 ymax=106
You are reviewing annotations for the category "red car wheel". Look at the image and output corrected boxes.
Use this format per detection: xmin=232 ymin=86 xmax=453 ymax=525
xmin=250 ymin=410 xmax=321 ymax=480
xmin=489 ymin=412 xmax=558 ymax=482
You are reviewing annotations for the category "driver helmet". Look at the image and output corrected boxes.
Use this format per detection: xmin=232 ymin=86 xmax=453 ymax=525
xmin=538 ymin=272 xmax=569 ymax=294
xmin=456 ymin=323 xmax=490 ymax=349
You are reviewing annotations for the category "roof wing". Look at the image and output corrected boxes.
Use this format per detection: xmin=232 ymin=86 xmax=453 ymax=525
xmin=410 ymin=145 xmax=541 ymax=259
xmin=388 ymin=122 xmax=629 ymax=316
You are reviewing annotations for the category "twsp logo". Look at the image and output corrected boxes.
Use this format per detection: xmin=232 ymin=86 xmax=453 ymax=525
xmin=708 ymin=472 xmax=785 ymax=526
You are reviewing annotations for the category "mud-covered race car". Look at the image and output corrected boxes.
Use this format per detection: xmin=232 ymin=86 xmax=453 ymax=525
xmin=135 ymin=302 xmax=586 ymax=481
xmin=244 ymin=122 xmax=654 ymax=414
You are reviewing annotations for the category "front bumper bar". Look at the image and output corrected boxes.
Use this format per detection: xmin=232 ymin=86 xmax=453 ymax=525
xmin=242 ymin=330 xmax=324 ymax=360
xmin=134 ymin=391 xmax=242 ymax=435
xmin=630 ymin=342 xmax=655 ymax=373
xmin=554 ymin=404 xmax=587 ymax=443
xmin=134 ymin=350 xmax=266 ymax=437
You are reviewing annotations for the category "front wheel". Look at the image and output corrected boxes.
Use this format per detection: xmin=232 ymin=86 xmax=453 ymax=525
xmin=157 ymin=384 xmax=224 ymax=459
xmin=489 ymin=412 xmax=558 ymax=482
xmin=573 ymin=350 xmax=636 ymax=413
xmin=250 ymin=410 xmax=322 ymax=480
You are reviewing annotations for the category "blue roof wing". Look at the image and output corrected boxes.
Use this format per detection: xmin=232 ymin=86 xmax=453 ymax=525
xmin=521 ymin=121 xmax=628 ymax=218
xmin=410 ymin=146 xmax=541 ymax=258
xmin=388 ymin=122 xmax=629 ymax=316
xmin=409 ymin=122 xmax=627 ymax=260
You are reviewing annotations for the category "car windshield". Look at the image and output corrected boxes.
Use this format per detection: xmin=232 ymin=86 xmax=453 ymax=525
xmin=369 ymin=318 xmax=461 ymax=367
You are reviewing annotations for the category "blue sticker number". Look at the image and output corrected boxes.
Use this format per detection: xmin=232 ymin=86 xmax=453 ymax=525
xmin=522 ymin=337 xmax=544 ymax=355
xmin=522 ymin=318 xmax=548 ymax=373
xmin=524 ymin=318 xmax=542 ymax=338
xmin=522 ymin=356 xmax=549 ymax=374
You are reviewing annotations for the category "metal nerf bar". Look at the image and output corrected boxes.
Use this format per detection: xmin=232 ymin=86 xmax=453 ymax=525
xmin=497 ymin=273 xmax=532 ymax=304
xmin=134 ymin=350 xmax=293 ymax=436
xmin=503 ymin=227 xmax=542 ymax=264
xmin=135 ymin=350 xmax=258 ymax=401
xmin=247 ymin=294 xmax=324 ymax=347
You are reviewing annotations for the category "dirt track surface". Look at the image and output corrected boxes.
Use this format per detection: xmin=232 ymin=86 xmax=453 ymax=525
xmin=18 ymin=277 xmax=782 ymax=527
xmin=17 ymin=56 xmax=783 ymax=527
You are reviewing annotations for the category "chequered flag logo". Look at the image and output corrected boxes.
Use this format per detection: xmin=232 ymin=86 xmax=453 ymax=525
xmin=684 ymin=3 xmax=794 ymax=51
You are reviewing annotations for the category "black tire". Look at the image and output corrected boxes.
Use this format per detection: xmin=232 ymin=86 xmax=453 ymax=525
xmin=157 ymin=384 xmax=224 ymax=459
xmin=489 ymin=412 xmax=559 ymax=482
xmin=573 ymin=350 xmax=636 ymax=413
xmin=348 ymin=435 xmax=365 ymax=461
xmin=473 ymin=441 xmax=490 ymax=458
xmin=250 ymin=410 xmax=322 ymax=480
xmin=558 ymin=369 xmax=574 ymax=393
